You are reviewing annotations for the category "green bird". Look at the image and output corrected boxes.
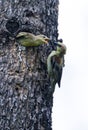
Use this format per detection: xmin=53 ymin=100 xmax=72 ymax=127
xmin=16 ymin=32 xmax=50 ymax=47
xmin=47 ymin=40 xmax=67 ymax=93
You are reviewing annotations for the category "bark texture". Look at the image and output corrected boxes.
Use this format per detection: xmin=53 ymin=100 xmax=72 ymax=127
xmin=0 ymin=0 xmax=59 ymax=130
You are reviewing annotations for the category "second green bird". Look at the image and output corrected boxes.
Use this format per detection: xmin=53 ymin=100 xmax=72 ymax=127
xmin=47 ymin=40 xmax=67 ymax=93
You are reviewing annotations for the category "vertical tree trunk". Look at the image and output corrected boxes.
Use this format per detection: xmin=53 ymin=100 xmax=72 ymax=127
xmin=0 ymin=0 xmax=59 ymax=130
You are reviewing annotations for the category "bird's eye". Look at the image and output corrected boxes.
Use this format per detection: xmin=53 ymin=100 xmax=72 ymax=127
xmin=43 ymin=35 xmax=46 ymax=38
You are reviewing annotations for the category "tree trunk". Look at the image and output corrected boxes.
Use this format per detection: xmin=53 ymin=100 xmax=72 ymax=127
xmin=0 ymin=0 xmax=59 ymax=130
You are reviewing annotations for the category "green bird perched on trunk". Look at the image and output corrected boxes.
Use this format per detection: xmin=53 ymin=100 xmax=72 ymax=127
xmin=16 ymin=32 xmax=50 ymax=47
xmin=47 ymin=39 xmax=67 ymax=93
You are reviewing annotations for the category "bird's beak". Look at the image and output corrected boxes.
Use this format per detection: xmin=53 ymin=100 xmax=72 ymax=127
xmin=54 ymin=42 xmax=59 ymax=46
xmin=54 ymin=42 xmax=63 ymax=47
xmin=54 ymin=42 xmax=58 ymax=45
xmin=44 ymin=38 xmax=50 ymax=44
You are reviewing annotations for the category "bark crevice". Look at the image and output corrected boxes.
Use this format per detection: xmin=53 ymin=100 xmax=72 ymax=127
xmin=0 ymin=0 xmax=59 ymax=129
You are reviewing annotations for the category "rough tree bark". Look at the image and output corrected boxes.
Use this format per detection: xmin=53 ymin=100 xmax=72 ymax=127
xmin=0 ymin=0 xmax=59 ymax=130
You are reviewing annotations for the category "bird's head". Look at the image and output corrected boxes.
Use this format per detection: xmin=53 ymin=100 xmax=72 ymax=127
xmin=54 ymin=42 xmax=67 ymax=55
xmin=36 ymin=35 xmax=50 ymax=44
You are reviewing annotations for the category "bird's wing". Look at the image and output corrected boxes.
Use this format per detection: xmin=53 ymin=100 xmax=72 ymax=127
xmin=27 ymin=33 xmax=35 ymax=40
xmin=16 ymin=32 xmax=34 ymax=40
xmin=54 ymin=62 xmax=63 ymax=87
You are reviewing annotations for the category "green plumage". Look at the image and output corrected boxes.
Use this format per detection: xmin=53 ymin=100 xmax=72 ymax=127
xmin=16 ymin=32 xmax=49 ymax=47
xmin=47 ymin=41 xmax=67 ymax=93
